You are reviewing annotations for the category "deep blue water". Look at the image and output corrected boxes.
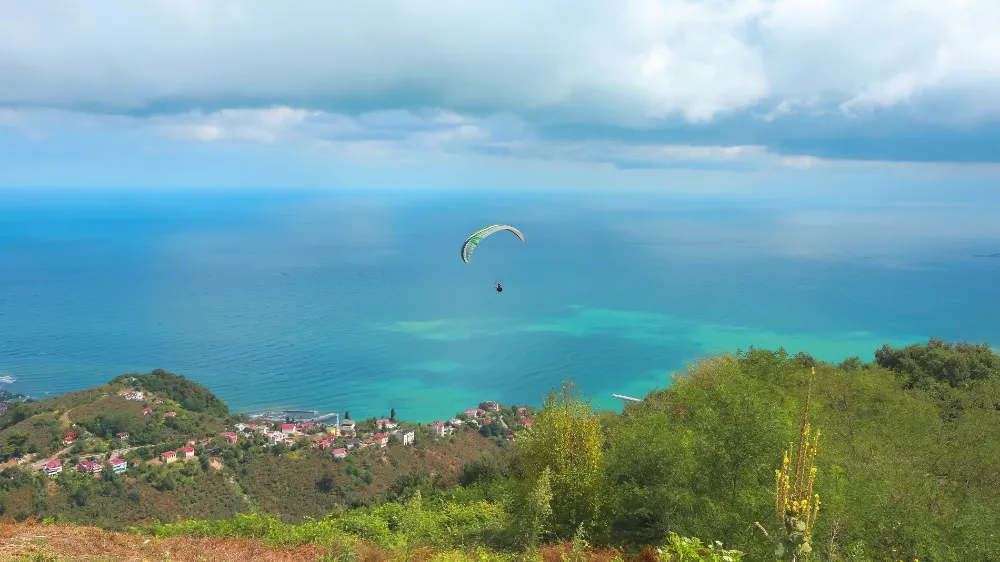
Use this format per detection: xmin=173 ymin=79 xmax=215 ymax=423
xmin=2 ymin=187 xmax=1000 ymax=422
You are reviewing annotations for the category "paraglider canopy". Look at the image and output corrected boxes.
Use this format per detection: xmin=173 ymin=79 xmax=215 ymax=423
xmin=460 ymin=224 xmax=524 ymax=264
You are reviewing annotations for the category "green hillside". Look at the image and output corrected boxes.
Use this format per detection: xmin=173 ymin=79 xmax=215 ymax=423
xmin=2 ymin=341 xmax=1000 ymax=561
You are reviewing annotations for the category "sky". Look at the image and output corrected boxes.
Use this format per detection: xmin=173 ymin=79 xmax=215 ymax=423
xmin=1 ymin=0 xmax=999 ymax=191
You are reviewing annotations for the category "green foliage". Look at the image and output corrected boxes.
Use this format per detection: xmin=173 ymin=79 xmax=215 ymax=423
xmin=114 ymin=369 xmax=229 ymax=416
xmin=656 ymin=534 xmax=744 ymax=561
xmin=516 ymin=466 xmax=552 ymax=552
xmin=518 ymin=382 xmax=606 ymax=540
xmin=875 ymin=338 xmax=1000 ymax=389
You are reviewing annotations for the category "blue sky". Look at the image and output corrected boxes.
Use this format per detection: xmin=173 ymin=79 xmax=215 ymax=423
xmin=1 ymin=0 xmax=999 ymax=190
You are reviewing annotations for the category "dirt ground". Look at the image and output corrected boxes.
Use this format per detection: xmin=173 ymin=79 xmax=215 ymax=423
xmin=0 ymin=520 xmax=328 ymax=562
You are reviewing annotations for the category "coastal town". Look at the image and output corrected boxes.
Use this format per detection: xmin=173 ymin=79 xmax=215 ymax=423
xmin=3 ymin=387 xmax=535 ymax=479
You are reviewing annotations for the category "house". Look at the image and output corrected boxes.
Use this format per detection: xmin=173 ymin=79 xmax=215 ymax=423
xmin=339 ymin=419 xmax=356 ymax=436
xmin=463 ymin=409 xmax=478 ymax=417
xmin=179 ymin=446 xmax=195 ymax=459
xmin=521 ymin=417 xmax=534 ymax=426
xmin=44 ymin=460 xmax=62 ymax=477
xmin=397 ymin=429 xmax=415 ymax=446
xmin=77 ymin=460 xmax=102 ymax=475
xmin=280 ymin=423 xmax=296 ymax=434
xmin=243 ymin=424 xmax=257 ymax=432
xmin=222 ymin=432 xmax=238 ymax=445
xmin=506 ymin=434 xmax=516 ymax=441
xmin=517 ymin=407 xmax=527 ymax=415
xmin=268 ymin=432 xmax=290 ymax=445
xmin=117 ymin=432 xmax=129 ymax=440
xmin=430 ymin=421 xmax=446 ymax=437
xmin=325 ymin=425 xmax=341 ymax=437
xmin=161 ymin=450 xmax=177 ymax=463
xmin=123 ymin=390 xmax=144 ymax=401
xmin=61 ymin=432 xmax=78 ymax=445
xmin=376 ymin=418 xmax=398 ymax=430
xmin=295 ymin=422 xmax=315 ymax=433
xmin=344 ymin=437 xmax=362 ymax=449
xmin=163 ymin=411 xmax=177 ymax=418
xmin=110 ymin=457 xmax=128 ymax=474
xmin=141 ymin=407 xmax=152 ymax=415
xmin=318 ymin=439 xmax=332 ymax=450
xmin=448 ymin=418 xmax=463 ymax=426
xmin=373 ymin=432 xmax=388 ymax=448
xmin=481 ymin=401 xmax=500 ymax=412
xmin=153 ymin=398 xmax=164 ymax=405
xmin=475 ymin=408 xmax=486 ymax=417
xmin=332 ymin=447 xmax=347 ymax=459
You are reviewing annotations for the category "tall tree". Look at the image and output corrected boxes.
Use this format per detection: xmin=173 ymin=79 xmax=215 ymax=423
xmin=518 ymin=381 xmax=606 ymax=539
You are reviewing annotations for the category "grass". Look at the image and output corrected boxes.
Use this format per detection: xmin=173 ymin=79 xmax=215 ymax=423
xmin=0 ymin=518 xmax=665 ymax=562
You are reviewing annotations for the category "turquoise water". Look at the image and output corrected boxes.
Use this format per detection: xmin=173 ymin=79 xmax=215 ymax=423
xmin=2 ymin=187 xmax=1000 ymax=422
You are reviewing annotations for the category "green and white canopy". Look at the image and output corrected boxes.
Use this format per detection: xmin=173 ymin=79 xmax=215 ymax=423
xmin=460 ymin=224 xmax=525 ymax=263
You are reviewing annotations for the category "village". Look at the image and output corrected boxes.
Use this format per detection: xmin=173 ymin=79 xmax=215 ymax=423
xmin=24 ymin=390 xmax=535 ymax=479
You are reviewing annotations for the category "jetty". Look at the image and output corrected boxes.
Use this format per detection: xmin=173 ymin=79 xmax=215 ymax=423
xmin=250 ymin=409 xmax=340 ymax=423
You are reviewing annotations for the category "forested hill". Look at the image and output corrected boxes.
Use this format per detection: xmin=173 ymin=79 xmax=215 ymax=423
xmin=111 ymin=369 xmax=230 ymax=417
xmin=1 ymin=341 xmax=999 ymax=562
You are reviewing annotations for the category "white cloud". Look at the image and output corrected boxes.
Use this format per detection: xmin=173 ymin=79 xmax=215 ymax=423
xmin=151 ymin=106 xmax=325 ymax=143
xmin=1 ymin=1 xmax=999 ymax=127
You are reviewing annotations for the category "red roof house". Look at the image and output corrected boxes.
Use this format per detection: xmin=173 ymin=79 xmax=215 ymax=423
xmin=179 ymin=446 xmax=195 ymax=458
xmin=44 ymin=460 xmax=63 ymax=476
xmin=163 ymin=411 xmax=176 ymax=418
xmin=222 ymin=431 xmax=238 ymax=444
xmin=77 ymin=460 xmax=102 ymax=474
xmin=141 ymin=407 xmax=152 ymax=415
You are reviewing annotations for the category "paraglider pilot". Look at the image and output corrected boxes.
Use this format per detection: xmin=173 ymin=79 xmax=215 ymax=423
xmin=495 ymin=281 xmax=503 ymax=293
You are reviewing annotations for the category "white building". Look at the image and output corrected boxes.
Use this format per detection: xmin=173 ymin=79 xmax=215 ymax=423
xmin=43 ymin=460 xmax=62 ymax=477
xmin=394 ymin=429 xmax=415 ymax=446
xmin=340 ymin=419 xmax=356 ymax=436
xmin=268 ymin=432 xmax=290 ymax=445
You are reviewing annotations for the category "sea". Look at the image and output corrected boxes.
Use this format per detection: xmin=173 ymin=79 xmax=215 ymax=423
xmin=2 ymin=185 xmax=1000 ymax=423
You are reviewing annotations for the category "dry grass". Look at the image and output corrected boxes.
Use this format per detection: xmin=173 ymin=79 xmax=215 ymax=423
xmin=0 ymin=520 xmax=327 ymax=562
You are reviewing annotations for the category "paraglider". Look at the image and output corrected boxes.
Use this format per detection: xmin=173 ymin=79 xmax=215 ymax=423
xmin=460 ymin=224 xmax=524 ymax=292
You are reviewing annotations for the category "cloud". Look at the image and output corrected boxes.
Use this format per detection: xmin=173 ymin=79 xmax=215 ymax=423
xmin=2 ymin=0 xmax=999 ymax=130
xmin=2 ymin=0 xmax=1000 ymax=172
xmin=148 ymin=105 xmax=829 ymax=169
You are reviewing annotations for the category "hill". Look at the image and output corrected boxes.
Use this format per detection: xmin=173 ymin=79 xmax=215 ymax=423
xmin=0 ymin=370 xmax=230 ymax=464
xmin=1 ymin=340 xmax=999 ymax=561
xmin=0 ymin=369 xmax=508 ymax=532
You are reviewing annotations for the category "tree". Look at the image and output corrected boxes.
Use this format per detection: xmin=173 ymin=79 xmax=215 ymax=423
xmin=517 ymin=381 xmax=606 ymax=539
xmin=344 ymin=410 xmax=350 ymax=420
xmin=0 ymin=431 xmax=29 ymax=461
xmin=390 ymin=408 xmax=396 ymax=422
xmin=519 ymin=466 xmax=553 ymax=553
